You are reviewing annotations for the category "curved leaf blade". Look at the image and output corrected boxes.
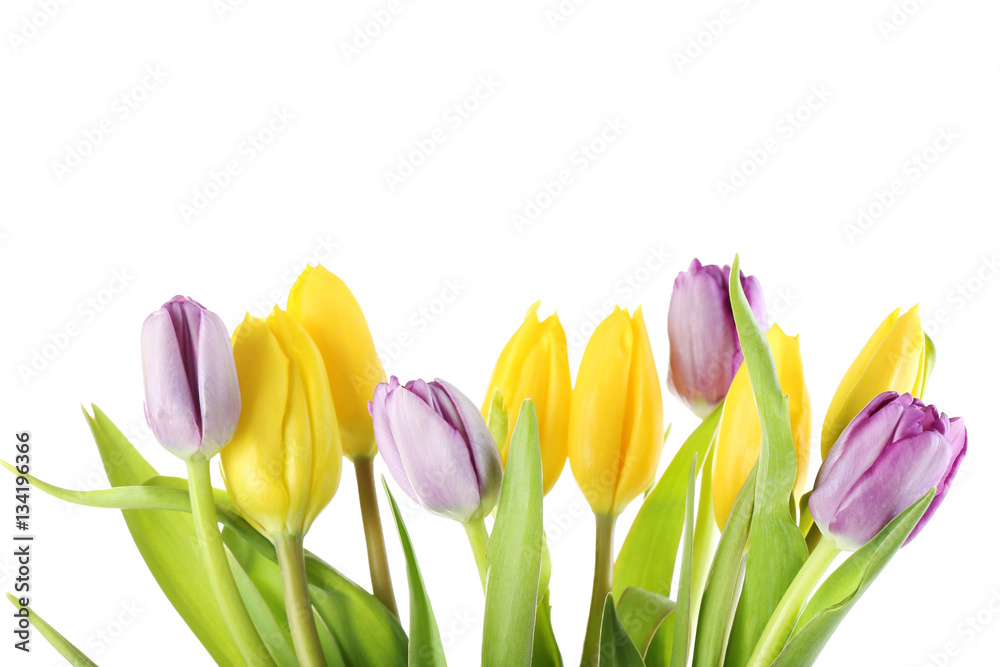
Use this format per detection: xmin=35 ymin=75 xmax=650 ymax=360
xmin=7 ymin=594 xmax=98 ymax=666
xmin=599 ymin=595 xmax=646 ymax=667
xmin=616 ymin=587 xmax=675 ymax=657
xmin=670 ymin=456 xmax=700 ymax=667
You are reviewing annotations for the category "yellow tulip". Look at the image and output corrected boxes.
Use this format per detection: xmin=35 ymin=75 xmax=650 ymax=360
xmin=568 ymin=307 xmax=664 ymax=517
xmin=221 ymin=307 xmax=342 ymax=538
xmin=712 ymin=324 xmax=811 ymax=529
xmin=287 ymin=264 xmax=385 ymax=461
xmin=481 ymin=302 xmax=571 ymax=495
xmin=820 ymin=305 xmax=926 ymax=457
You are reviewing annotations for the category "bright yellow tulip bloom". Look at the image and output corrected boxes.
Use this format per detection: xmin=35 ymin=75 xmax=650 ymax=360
xmin=820 ymin=305 xmax=926 ymax=457
xmin=712 ymin=324 xmax=811 ymax=529
xmin=221 ymin=307 xmax=342 ymax=538
xmin=287 ymin=265 xmax=385 ymax=461
xmin=482 ymin=302 xmax=571 ymax=495
xmin=568 ymin=307 xmax=664 ymax=517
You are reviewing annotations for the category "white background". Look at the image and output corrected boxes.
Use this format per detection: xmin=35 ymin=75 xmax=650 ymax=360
xmin=2 ymin=0 xmax=999 ymax=665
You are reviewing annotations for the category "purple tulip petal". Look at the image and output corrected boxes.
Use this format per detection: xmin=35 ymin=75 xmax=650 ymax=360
xmin=141 ymin=309 xmax=202 ymax=457
xmin=907 ymin=416 xmax=967 ymax=543
xmin=196 ymin=310 xmax=242 ymax=455
xmin=827 ymin=431 xmax=952 ymax=550
xmin=385 ymin=384 xmax=482 ymax=521
xmin=370 ymin=378 xmax=417 ymax=502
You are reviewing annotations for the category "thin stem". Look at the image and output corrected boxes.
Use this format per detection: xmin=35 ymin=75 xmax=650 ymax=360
xmin=581 ymin=513 xmax=616 ymax=667
xmin=186 ymin=457 xmax=274 ymax=667
xmin=354 ymin=457 xmax=398 ymax=617
xmin=463 ymin=518 xmax=490 ymax=592
xmin=275 ymin=534 xmax=327 ymax=667
xmin=747 ymin=537 xmax=840 ymax=666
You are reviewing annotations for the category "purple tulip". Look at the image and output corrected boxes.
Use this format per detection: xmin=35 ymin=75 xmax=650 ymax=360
xmin=810 ymin=392 xmax=966 ymax=551
xmin=368 ymin=377 xmax=503 ymax=522
xmin=141 ymin=296 xmax=241 ymax=460
xmin=667 ymin=258 xmax=768 ymax=417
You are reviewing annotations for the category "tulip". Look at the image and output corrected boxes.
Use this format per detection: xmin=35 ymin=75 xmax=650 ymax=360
xmin=370 ymin=376 xmax=502 ymax=588
xmin=713 ymin=324 xmax=811 ymax=529
xmin=287 ymin=264 xmax=385 ymax=460
xmin=667 ymin=259 xmax=767 ymax=418
xmin=140 ymin=295 xmax=241 ymax=460
xmin=286 ymin=264 xmax=397 ymax=616
xmin=141 ymin=297 xmax=272 ymax=667
xmin=810 ymin=391 xmax=966 ymax=551
xmin=481 ymin=301 xmax=571 ymax=495
xmin=749 ymin=391 xmax=965 ymax=667
xmin=220 ymin=307 xmax=342 ymax=667
xmin=820 ymin=305 xmax=929 ymax=457
xmin=569 ymin=306 xmax=664 ymax=667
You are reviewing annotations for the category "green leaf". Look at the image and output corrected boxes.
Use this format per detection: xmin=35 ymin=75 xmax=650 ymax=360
xmin=484 ymin=399 xmax=544 ymax=667
xmin=226 ymin=552 xmax=299 ymax=667
xmin=691 ymin=464 xmax=755 ymax=667
xmin=770 ymin=490 xmax=934 ymax=666
xmin=670 ymin=456 xmax=699 ymax=667
xmin=599 ymin=595 xmax=646 ymax=667
xmin=614 ymin=406 xmax=722 ymax=600
xmin=7 ymin=594 xmax=98 ymax=666
xmin=532 ymin=590 xmax=564 ymax=667
xmin=83 ymin=405 xmax=245 ymax=666
xmin=723 ymin=257 xmax=809 ymax=667
xmin=383 ymin=479 xmax=447 ymax=667
xmin=616 ymin=587 xmax=675 ymax=657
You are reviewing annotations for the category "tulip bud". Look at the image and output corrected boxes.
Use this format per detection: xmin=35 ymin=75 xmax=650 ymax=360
xmin=369 ymin=377 xmax=503 ymax=522
xmin=569 ymin=307 xmax=664 ymax=517
xmin=821 ymin=305 xmax=928 ymax=457
xmin=667 ymin=259 xmax=768 ymax=418
xmin=713 ymin=324 xmax=811 ymax=529
xmin=287 ymin=265 xmax=386 ymax=461
xmin=220 ymin=308 xmax=342 ymax=538
xmin=810 ymin=392 xmax=966 ymax=551
xmin=481 ymin=302 xmax=571 ymax=495
xmin=141 ymin=296 xmax=241 ymax=460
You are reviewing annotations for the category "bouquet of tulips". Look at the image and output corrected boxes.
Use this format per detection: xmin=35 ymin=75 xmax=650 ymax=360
xmin=6 ymin=255 xmax=967 ymax=667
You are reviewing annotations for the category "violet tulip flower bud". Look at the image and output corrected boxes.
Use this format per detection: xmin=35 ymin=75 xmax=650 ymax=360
xmin=141 ymin=296 xmax=241 ymax=460
xmin=667 ymin=259 xmax=768 ymax=418
xmin=369 ymin=377 xmax=503 ymax=522
xmin=810 ymin=391 xmax=966 ymax=551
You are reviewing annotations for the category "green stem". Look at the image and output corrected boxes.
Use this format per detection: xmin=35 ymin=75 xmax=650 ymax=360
xmin=275 ymin=534 xmax=327 ymax=667
xmin=747 ymin=537 xmax=840 ymax=666
xmin=186 ymin=457 xmax=274 ymax=667
xmin=354 ymin=457 xmax=398 ymax=617
xmin=581 ymin=513 xmax=616 ymax=667
xmin=463 ymin=518 xmax=490 ymax=592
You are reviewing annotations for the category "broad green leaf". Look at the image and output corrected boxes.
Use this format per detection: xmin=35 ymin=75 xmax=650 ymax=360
xmin=7 ymin=594 xmax=98 ymax=666
xmin=532 ymin=590 xmax=564 ymax=667
xmin=690 ymin=443 xmax=717 ymax=629
xmin=670 ymin=456 xmax=699 ymax=667
xmin=691 ymin=464 xmax=755 ymax=667
xmin=226 ymin=553 xmax=298 ymax=667
xmin=83 ymin=405 xmax=245 ymax=666
xmin=616 ymin=587 xmax=675 ymax=657
xmin=770 ymin=490 xmax=934 ymax=666
xmin=384 ymin=479 xmax=447 ymax=667
xmin=484 ymin=400 xmax=544 ymax=667
xmin=614 ymin=406 xmax=722 ymax=600
xmin=599 ymin=595 xmax=646 ymax=667
xmin=723 ymin=257 xmax=809 ymax=667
